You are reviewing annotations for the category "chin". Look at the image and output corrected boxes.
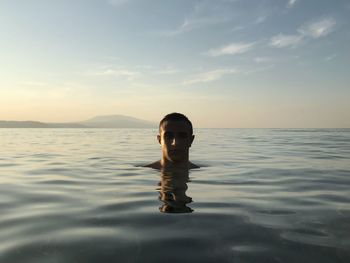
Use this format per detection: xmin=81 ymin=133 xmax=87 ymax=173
xmin=168 ymin=155 xmax=185 ymax=163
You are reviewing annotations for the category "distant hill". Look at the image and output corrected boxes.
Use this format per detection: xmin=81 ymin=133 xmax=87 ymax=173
xmin=80 ymin=114 xmax=156 ymax=128
xmin=0 ymin=121 xmax=89 ymax=128
xmin=0 ymin=115 xmax=156 ymax=128
xmin=0 ymin=121 xmax=51 ymax=128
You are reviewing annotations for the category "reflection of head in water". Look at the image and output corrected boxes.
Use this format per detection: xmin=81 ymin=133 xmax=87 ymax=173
xmin=158 ymin=168 xmax=193 ymax=213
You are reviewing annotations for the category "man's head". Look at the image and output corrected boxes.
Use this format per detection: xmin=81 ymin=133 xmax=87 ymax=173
xmin=157 ymin=113 xmax=194 ymax=164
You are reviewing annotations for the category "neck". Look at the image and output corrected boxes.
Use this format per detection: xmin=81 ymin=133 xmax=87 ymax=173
xmin=161 ymin=157 xmax=190 ymax=169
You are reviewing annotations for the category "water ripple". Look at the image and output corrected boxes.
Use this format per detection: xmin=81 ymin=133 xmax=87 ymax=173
xmin=1 ymin=128 xmax=350 ymax=262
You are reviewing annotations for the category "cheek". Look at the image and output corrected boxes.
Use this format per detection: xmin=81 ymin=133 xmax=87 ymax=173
xmin=162 ymin=140 xmax=170 ymax=148
xmin=181 ymin=139 xmax=191 ymax=146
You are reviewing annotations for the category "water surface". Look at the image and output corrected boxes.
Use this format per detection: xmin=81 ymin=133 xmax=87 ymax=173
xmin=1 ymin=128 xmax=349 ymax=262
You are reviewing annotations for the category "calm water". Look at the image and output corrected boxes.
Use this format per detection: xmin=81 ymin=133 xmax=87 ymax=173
xmin=1 ymin=128 xmax=350 ymax=262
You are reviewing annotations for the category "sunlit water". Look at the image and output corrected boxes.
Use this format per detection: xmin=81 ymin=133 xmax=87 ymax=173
xmin=1 ymin=128 xmax=349 ymax=262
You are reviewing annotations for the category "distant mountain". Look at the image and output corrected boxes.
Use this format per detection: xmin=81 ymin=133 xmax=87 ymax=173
xmin=80 ymin=114 xmax=156 ymax=128
xmin=0 ymin=121 xmax=89 ymax=128
xmin=0 ymin=121 xmax=51 ymax=128
xmin=46 ymin=123 xmax=89 ymax=128
xmin=0 ymin=115 xmax=156 ymax=128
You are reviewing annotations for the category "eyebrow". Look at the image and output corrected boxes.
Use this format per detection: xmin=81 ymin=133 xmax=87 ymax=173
xmin=163 ymin=131 xmax=189 ymax=137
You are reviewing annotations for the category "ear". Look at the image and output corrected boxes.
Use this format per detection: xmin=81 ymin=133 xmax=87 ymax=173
xmin=157 ymin=134 xmax=161 ymax=144
xmin=189 ymin=135 xmax=195 ymax=147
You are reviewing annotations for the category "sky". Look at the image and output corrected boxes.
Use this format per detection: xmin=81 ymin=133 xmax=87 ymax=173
xmin=1 ymin=0 xmax=349 ymax=128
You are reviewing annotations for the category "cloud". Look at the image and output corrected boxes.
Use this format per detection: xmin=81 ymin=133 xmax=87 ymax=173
xmin=18 ymin=81 xmax=48 ymax=87
xmin=230 ymin=26 xmax=245 ymax=32
xmin=207 ymin=42 xmax=255 ymax=57
xmin=108 ymin=0 xmax=130 ymax=7
xmin=158 ymin=0 xmax=235 ymax=36
xmin=287 ymin=0 xmax=298 ymax=8
xmin=155 ymin=67 xmax=179 ymax=75
xmin=135 ymin=65 xmax=179 ymax=75
xmin=184 ymin=68 xmax=239 ymax=84
xmin=269 ymin=34 xmax=303 ymax=48
xmin=325 ymin=54 xmax=337 ymax=61
xmin=255 ymin=15 xmax=267 ymax=24
xmin=160 ymin=16 xmax=229 ymax=37
xmin=220 ymin=0 xmax=239 ymax=2
xmin=269 ymin=17 xmax=336 ymax=49
xmin=89 ymin=68 xmax=140 ymax=80
xmin=298 ymin=17 xmax=336 ymax=39
xmin=254 ymin=57 xmax=273 ymax=64
xmin=86 ymin=63 xmax=181 ymax=82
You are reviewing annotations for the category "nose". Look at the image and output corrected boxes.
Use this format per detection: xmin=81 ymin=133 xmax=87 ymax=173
xmin=171 ymin=137 xmax=177 ymax=146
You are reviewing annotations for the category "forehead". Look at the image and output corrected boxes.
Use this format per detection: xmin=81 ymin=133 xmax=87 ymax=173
xmin=160 ymin=120 xmax=191 ymax=133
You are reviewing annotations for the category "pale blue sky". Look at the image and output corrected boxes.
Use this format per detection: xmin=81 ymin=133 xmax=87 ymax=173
xmin=1 ymin=0 xmax=349 ymax=127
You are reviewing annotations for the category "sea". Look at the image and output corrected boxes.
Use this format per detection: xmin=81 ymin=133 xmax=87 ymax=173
xmin=0 ymin=128 xmax=349 ymax=263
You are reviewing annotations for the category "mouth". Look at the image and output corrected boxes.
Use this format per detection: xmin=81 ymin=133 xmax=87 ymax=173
xmin=169 ymin=149 xmax=182 ymax=156
xmin=167 ymin=150 xmax=185 ymax=162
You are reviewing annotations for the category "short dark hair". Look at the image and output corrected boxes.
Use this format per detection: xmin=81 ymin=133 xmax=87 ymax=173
xmin=159 ymin=112 xmax=193 ymax=135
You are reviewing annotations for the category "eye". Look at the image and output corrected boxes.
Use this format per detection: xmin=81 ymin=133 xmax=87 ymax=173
xmin=164 ymin=132 xmax=174 ymax=139
xmin=178 ymin=132 xmax=188 ymax=139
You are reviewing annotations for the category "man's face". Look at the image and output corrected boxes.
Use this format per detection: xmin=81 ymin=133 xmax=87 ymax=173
xmin=158 ymin=120 xmax=194 ymax=163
